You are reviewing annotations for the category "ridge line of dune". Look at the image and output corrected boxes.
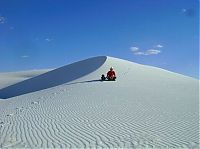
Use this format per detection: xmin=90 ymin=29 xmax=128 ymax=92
xmin=0 ymin=56 xmax=107 ymax=99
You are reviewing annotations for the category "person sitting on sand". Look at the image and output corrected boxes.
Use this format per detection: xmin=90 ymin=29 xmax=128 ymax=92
xmin=107 ymin=67 xmax=116 ymax=81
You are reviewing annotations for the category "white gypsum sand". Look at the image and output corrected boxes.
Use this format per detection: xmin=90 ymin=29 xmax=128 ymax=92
xmin=0 ymin=56 xmax=198 ymax=148
xmin=0 ymin=69 xmax=52 ymax=89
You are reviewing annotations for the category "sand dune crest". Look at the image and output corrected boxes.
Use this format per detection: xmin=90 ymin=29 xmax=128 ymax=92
xmin=0 ymin=56 xmax=106 ymax=99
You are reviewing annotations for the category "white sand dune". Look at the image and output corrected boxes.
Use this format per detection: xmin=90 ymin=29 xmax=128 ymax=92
xmin=0 ymin=56 xmax=199 ymax=148
xmin=0 ymin=57 xmax=106 ymax=99
xmin=0 ymin=69 xmax=52 ymax=89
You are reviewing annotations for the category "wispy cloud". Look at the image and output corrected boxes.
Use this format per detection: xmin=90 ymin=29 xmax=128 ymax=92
xmin=155 ymin=44 xmax=163 ymax=48
xmin=45 ymin=38 xmax=53 ymax=42
xmin=130 ymin=45 xmax=161 ymax=56
xmin=134 ymin=51 xmax=146 ymax=55
xmin=21 ymin=55 xmax=29 ymax=58
xmin=182 ymin=9 xmax=187 ymax=13
xmin=146 ymin=49 xmax=161 ymax=55
xmin=181 ymin=8 xmax=195 ymax=17
xmin=0 ymin=16 xmax=6 ymax=24
xmin=134 ymin=49 xmax=161 ymax=55
xmin=130 ymin=47 xmax=139 ymax=52
xmin=35 ymin=37 xmax=53 ymax=42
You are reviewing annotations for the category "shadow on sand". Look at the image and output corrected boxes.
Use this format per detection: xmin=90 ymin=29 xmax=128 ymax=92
xmin=65 ymin=79 xmax=102 ymax=86
xmin=0 ymin=56 xmax=107 ymax=99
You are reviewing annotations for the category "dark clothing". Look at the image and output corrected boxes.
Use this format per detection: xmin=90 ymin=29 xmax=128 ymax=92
xmin=107 ymin=76 xmax=116 ymax=81
xmin=101 ymin=74 xmax=106 ymax=81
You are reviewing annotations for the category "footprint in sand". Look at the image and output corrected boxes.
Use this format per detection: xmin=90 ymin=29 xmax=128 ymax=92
xmin=16 ymin=107 xmax=24 ymax=112
xmin=38 ymin=96 xmax=43 ymax=99
xmin=31 ymin=101 xmax=39 ymax=105
xmin=6 ymin=113 xmax=14 ymax=117
xmin=0 ymin=121 xmax=4 ymax=128
xmin=1 ymin=137 xmax=26 ymax=148
xmin=189 ymin=142 xmax=199 ymax=148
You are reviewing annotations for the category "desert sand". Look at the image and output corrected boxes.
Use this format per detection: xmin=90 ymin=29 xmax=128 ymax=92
xmin=0 ymin=69 xmax=51 ymax=89
xmin=0 ymin=56 xmax=199 ymax=148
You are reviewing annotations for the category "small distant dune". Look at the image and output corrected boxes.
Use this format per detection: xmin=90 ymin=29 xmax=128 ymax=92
xmin=0 ymin=69 xmax=52 ymax=89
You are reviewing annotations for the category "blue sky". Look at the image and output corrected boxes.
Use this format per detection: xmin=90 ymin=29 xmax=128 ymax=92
xmin=0 ymin=0 xmax=199 ymax=78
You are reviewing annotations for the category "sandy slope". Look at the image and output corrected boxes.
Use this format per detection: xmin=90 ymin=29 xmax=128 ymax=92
xmin=0 ymin=57 xmax=106 ymax=99
xmin=0 ymin=56 xmax=199 ymax=148
xmin=0 ymin=69 xmax=52 ymax=89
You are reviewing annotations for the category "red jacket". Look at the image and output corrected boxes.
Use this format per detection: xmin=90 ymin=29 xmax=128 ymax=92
xmin=107 ymin=70 xmax=116 ymax=78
